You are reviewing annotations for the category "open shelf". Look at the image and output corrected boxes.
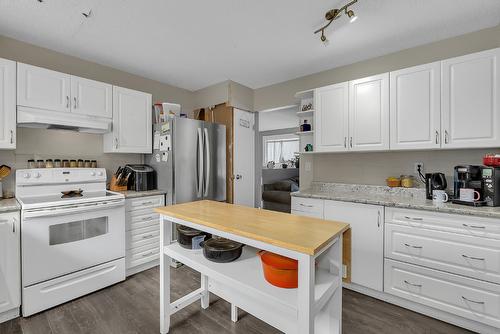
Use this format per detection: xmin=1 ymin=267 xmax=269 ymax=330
xmin=297 ymin=110 xmax=314 ymax=117
xmin=294 ymin=89 xmax=314 ymax=100
xmin=164 ymin=242 xmax=339 ymax=313
xmin=296 ymin=131 xmax=314 ymax=136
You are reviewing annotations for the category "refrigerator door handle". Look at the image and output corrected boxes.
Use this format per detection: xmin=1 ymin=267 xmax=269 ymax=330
xmin=203 ymin=128 xmax=210 ymax=197
xmin=197 ymin=128 xmax=204 ymax=198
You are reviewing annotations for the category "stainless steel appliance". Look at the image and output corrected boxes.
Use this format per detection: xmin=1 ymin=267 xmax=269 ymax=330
xmin=482 ymin=167 xmax=500 ymax=206
xmin=122 ymin=164 xmax=156 ymax=191
xmin=146 ymin=117 xmax=226 ymax=205
xmin=16 ymin=168 xmax=125 ymax=316
xmin=424 ymin=173 xmax=447 ymax=200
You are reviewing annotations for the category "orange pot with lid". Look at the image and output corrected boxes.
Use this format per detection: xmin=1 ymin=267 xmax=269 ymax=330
xmin=258 ymin=251 xmax=298 ymax=289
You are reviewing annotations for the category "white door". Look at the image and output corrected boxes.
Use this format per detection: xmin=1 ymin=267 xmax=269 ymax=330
xmin=390 ymin=62 xmax=441 ymax=150
xmin=442 ymin=48 xmax=500 ymax=148
xmin=17 ymin=63 xmax=71 ymax=113
xmin=71 ymin=76 xmax=112 ymax=118
xmin=314 ymin=82 xmax=349 ymax=152
xmin=233 ymin=108 xmax=255 ymax=207
xmin=324 ymin=200 xmax=384 ymax=291
xmin=349 ymin=73 xmax=389 ymax=151
xmin=0 ymin=212 xmax=20 ymax=314
xmin=105 ymin=86 xmax=152 ymax=153
xmin=0 ymin=58 xmax=16 ymax=150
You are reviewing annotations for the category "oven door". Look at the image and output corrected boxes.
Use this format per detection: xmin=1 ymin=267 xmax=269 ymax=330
xmin=22 ymin=199 xmax=125 ymax=286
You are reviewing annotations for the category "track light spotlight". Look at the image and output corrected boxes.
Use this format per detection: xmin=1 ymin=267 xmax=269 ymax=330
xmin=347 ymin=9 xmax=357 ymax=23
xmin=314 ymin=0 xmax=359 ymax=43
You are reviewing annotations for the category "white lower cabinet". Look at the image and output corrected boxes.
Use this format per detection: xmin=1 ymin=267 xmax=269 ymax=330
xmin=323 ymin=200 xmax=384 ymax=291
xmin=291 ymin=196 xmax=324 ymax=218
xmin=0 ymin=211 xmax=20 ymax=322
xmin=125 ymin=195 xmax=165 ymax=276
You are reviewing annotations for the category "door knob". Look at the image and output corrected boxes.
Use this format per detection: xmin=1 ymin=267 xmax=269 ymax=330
xmin=235 ymin=174 xmax=242 ymax=180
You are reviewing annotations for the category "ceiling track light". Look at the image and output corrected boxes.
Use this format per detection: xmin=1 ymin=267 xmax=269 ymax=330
xmin=314 ymin=0 xmax=358 ymax=43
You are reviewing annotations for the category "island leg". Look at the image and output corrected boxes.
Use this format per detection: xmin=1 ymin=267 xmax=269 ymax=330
xmin=201 ymin=274 xmax=209 ymax=309
xmin=160 ymin=216 xmax=172 ymax=334
xmin=297 ymin=253 xmax=315 ymax=334
xmin=231 ymin=304 xmax=238 ymax=323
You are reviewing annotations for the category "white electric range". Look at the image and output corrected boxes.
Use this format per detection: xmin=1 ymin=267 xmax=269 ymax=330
xmin=16 ymin=168 xmax=126 ymax=316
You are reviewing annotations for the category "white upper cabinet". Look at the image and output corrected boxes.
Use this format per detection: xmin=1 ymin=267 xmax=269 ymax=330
xmin=314 ymin=82 xmax=349 ymax=152
xmin=104 ymin=86 xmax=152 ymax=153
xmin=324 ymin=200 xmax=384 ymax=291
xmin=0 ymin=212 xmax=21 ymax=315
xmin=390 ymin=62 xmax=441 ymax=150
xmin=349 ymin=73 xmax=390 ymax=151
xmin=70 ymin=76 xmax=112 ymax=119
xmin=0 ymin=58 xmax=16 ymax=150
xmin=17 ymin=63 xmax=71 ymax=113
xmin=442 ymin=48 xmax=500 ymax=148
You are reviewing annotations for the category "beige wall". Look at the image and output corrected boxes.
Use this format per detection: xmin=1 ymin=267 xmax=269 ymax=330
xmin=193 ymin=80 xmax=254 ymax=111
xmin=254 ymin=24 xmax=500 ymax=111
xmin=0 ymin=34 xmax=194 ymax=194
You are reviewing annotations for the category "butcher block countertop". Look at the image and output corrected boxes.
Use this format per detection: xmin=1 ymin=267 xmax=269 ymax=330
xmin=155 ymin=200 xmax=349 ymax=255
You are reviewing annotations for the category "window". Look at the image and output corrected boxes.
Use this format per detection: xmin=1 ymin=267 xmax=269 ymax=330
xmin=263 ymin=134 xmax=299 ymax=167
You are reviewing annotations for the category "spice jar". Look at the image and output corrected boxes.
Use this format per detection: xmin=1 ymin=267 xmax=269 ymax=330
xmin=69 ymin=160 xmax=77 ymax=168
xmin=36 ymin=160 xmax=45 ymax=168
xmin=62 ymin=160 xmax=70 ymax=168
xmin=45 ymin=159 xmax=54 ymax=168
xmin=91 ymin=160 xmax=97 ymax=168
xmin=84 ymin=160 xmax=91 ymax=168
xmin=54 ymin=159 xmax=62 ymax=168
xmin=77 ymin=159 xmax=84 ymax=168
xmin=400 ymin=175 xmax=414 ymax=188
xmin=27 ymin=159 xmax=36 ymax=169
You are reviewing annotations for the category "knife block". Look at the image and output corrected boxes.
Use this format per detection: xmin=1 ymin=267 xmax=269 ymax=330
xmin=110 ymin=175 xmax=128 ymax=192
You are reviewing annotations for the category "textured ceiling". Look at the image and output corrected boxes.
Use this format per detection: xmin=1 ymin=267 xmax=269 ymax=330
xmin=0 ymin=0 xmax=499 ymax=91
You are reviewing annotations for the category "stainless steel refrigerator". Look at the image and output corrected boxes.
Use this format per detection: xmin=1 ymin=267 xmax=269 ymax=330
xmin=146 ymin=117 xmax=226 ymax=206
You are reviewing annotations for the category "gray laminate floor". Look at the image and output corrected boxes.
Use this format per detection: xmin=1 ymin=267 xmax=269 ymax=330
xmin=0 ymin=266 xmax=473 ymax=334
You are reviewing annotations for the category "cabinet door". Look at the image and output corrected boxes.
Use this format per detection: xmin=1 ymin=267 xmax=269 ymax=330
xmin=349 ymin=73 xmax=389 ymax=151
xmin=0 ymin=58 xmax=16 ymax=149
xmin=442 ymin=48 xmax=500 ymax=148
xmin=324 ymin=200 xmax=384 ymax=291
xmin=0 ymin=212 xmax=20 ymax=314
xmin=390 ymin=62 xmax=441 ymax=150
xmin=17 ymin=63 xmax=71 ymax=113
xmin=106 ymin=86 xmax=152 ymax=153
xmin=314 ymin=82 xmax=349 ymax=152
xmin=71 ymin=76 xmax=112 ymax=118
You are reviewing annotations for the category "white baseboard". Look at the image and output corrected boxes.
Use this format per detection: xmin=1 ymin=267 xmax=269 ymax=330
xmin=126 ymin=259 xmax=159 ymax=277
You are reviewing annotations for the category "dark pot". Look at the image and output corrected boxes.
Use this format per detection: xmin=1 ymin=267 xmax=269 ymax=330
xmin=200 ymin=238 xmax=244 ymax=263
xmin=176 ymin=225 xmax=211 ymax=249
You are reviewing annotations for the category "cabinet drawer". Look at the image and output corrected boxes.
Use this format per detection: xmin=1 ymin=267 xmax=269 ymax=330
xmin=385 ymin=223 xmax=500 ymax=284
xmin=126 ymin=212 xmax=160 ymax=231
xmin=126 ymin=195 xmax=164 ymax=212
xmin=386 ymin=208 xmax=500 ymax=239
xmin=126 ymin=247 xmax=159 ymax=269
xmin=291 ymin=209 xmax=323 ymax=219
xmin=126 ymin=225 xmax=159 ymax=250
xmin=291 ymin=197 xmax=324 ymax=216
xmin=384 ymin=259 xmax=500 ymax=328
xmin=127 ymin=242 xmax=159 ymax=259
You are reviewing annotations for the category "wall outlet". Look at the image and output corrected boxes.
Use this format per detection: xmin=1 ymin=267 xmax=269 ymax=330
xmin=414 ymin=162 xmax=424 ymax=175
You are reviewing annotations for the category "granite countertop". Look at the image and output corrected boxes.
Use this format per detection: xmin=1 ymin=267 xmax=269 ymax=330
xmin=292 ymin=182 xmax=500 ymax=219
xmin=116 ymin=189 xmax=167 ymax=199
xmin=0 ymin=198 xmax=20 ymax=213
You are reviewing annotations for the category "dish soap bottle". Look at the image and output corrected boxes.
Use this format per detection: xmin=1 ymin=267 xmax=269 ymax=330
xmin=300 ymin=120 xmax=311 ymax=132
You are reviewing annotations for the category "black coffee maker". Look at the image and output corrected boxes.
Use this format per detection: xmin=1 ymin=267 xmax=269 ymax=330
xmin=453 ymin=165 xmax=484 ymax=200
xmin=425 ymin=173 xmax=447 ymax=199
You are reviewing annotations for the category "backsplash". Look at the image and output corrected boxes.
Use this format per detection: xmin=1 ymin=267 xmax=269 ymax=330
xmin=0 ymin=128 xmax=141 ymax=195
xmin=310 ymin=148 xmax=500 ymax=188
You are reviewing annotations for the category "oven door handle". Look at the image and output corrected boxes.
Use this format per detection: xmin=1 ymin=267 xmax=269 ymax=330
xmin=23 ymin=200 xmax=125 ymax=219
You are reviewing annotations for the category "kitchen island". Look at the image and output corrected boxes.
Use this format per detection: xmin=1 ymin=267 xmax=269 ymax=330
xmin=156 ymin=200 xmax=349 ymax=334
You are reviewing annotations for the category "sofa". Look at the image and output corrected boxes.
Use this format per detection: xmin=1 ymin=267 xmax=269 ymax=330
xmin=262 ymin=177 xmax=299 ymax=213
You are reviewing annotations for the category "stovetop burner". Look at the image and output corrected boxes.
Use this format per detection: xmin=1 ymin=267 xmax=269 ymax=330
xmin=61 ymin=189 xmax=84 ymax=198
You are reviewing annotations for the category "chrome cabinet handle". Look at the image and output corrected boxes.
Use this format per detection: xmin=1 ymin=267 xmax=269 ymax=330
xmin=299 ymin=203 xmax=314 ymax=208
xmin=377 ymin=211 xmax=381 ymax=228
xmin=142 ymin=201 xmax=154 ymax=205
xmin=350 ymin=137 xmax=353 ymax=148
xmin=10 ymin=130 xmax=13 ymax=144
xmin=462 ymin=224 xmax=485 ymax=229
xmin=462 ymin=296 xmax=485 ymax=305
xmin=404 ymin=243 xmax=423 ymax=249
xmin=435 ymin=130 xmax=439 ymax=144
xmin=444 ymin=130 xmax=449 ymax=144
xmin=462 ymin=254 xmax=485 ymax=261
xmin=66 ymin=96 xmax=70 ymax=108
xmin=11 ymin=217 xmax=16 ymax=233
xmin=74 ymin=97 xmax=78 ymax=109
xmin=344 ymin=137 xmax=347 ymax=148
xmin=404 ymin=280 xmax=422 ymax=287
xmin=404 ymin=216 xmax=423 ymax=221
xmin=114 ymin=138 xmax=118 ymax=149
xmin=142 ymin=234 xmax=155 ymax=239
xmin=142 ymin=216 xmax=155 ymax=221
xmin=142 ymin=251 xmax=156 ymax=257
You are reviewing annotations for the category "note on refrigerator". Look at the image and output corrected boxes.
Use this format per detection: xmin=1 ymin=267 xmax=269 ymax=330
xmin=159 ymin=134 xmax=171 ymax=151
xmin=153 ymin=131 xmax=160 ymax=150
xmin=162 ymin=152 xmax=169 ymax=162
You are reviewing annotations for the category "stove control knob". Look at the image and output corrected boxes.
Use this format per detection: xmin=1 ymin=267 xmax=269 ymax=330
xmin=33 ymin=172 xmax=41 ymax=179
xmin=23 ymin=173 xmax=31 ymax=179
xmin=97 ymin=171 xmax=104 ymax=177
xmin=90 ymin=171 xmax=96 ymax=176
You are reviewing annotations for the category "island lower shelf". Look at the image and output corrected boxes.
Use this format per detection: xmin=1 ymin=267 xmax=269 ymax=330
xmin=164 ymin=242 xmax=340 ymax=319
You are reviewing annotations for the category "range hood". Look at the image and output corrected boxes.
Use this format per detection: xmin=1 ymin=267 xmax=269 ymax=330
xmin=17 ymin=106 xmax=111 ymax=134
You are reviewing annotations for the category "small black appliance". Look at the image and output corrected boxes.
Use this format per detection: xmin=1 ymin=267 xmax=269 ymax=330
xmin=425 ymin=173 xmax=447 ymax=200
xmin=482 ymin=167 xmax=500 ymax=207
xmin=123 ymin=164 xmax=156 ymax=192
xmin=453 ymin=165 xmax=484 ymax=200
